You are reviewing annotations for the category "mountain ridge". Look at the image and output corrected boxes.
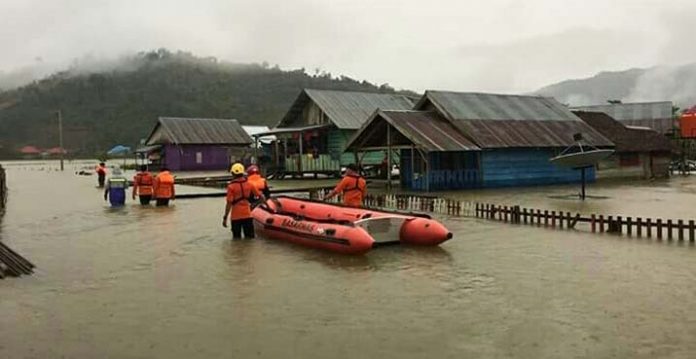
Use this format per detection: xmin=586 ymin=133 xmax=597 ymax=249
xmin=0 ymin=49 xmax=414 ymax=157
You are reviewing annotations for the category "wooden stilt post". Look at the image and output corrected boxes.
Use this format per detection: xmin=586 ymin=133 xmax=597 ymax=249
xmin=678 ymin=220 xmax=684 ymax=241
xmin=637 ymin=217 xmax=643 ymax=237
xmin=591 ymin=214 xmax=596 ymax=233
xmin=599 ymin=215 xmax=604 ymax=233
xmin=667 ymin=220 xmax=673 ymax=241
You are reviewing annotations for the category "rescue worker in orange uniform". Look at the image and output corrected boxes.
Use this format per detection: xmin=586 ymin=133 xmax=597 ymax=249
xmin=132 ymin=165 xmax=155 ymax=205
xmin=223 ymin=163 xmax=265 ymax=239
xmin=153 ymin=167 xmax=175 ymax=207
xmin=323 ymin=163 xmax=367 ymax=207
xmin=95 ymin=162 xmax=107 ymax=188
xmin=246 ymin=165 xmax=271 ymax=200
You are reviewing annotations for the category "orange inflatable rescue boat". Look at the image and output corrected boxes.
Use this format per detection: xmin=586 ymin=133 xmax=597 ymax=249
xmin=252 ymin=196 xmax=452 ymax=255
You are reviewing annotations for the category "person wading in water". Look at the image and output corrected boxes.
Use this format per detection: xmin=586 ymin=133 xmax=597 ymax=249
xmin=222 ymin=163 xmax=266 ymax=239
xmin=323 ymin=163 xmax=367 ymax=208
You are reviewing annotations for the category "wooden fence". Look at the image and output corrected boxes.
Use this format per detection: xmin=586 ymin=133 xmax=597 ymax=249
xmin=315 ymin=190 xmax=696 ymax=242
xmin=476 ymin=203 xmax=696 ymax=242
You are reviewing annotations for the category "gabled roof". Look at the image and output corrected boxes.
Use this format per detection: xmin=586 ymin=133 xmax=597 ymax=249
xmin=417 ymin=91 xmax=613 ymax=148
xmin=277 ymin=89 xmax=415 ymax=130
xmin=345 ymin=110 xmax=480 ymax=152
xmin=145 ymin=117 xmax=252 ymax=146
xmin=570 ymin=102 xmax=675 ymax=135
xmin=571 ymin=101 xmax=673 ymax=121
xmin=573 ymin=111 xmax=672 ymax=153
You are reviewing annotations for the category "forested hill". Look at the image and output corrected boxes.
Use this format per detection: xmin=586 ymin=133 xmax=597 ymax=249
xmin=0 ymin=49 xmax=412 ymax=157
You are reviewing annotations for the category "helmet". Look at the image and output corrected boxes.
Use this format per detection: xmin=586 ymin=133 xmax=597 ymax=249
xmin=247 ymin=165 xmax=259 ymax=175
xmin=230 ymin=163 xmax=245 ymax=175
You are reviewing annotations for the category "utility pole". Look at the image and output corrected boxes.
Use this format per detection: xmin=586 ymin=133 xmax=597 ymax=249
xmin=56 ymin=110 xmax=64 ymax=171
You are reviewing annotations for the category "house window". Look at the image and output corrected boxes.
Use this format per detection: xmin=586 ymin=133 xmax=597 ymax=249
xmin=619 ymin=153 xmax=640 ymax=167
xmin=196 ymin=152 xmax=203 ymax=164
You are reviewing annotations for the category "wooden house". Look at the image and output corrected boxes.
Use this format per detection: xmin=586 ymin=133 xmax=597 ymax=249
xmin=346 ymin=91 xmax=615 ymax=191
xmin=140 ymin=117 xmax=252 ymax=171
xmin=574 ymin=111 xmax=672 ymax=179
xmin=255 ymin=89 xmax=415 ymax=177
xmin=571 ymin=101 xmax=676 ymax=135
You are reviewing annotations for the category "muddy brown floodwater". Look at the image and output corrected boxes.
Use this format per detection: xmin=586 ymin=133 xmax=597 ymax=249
xmin=2 ymin=161 xmax=696 ymax=358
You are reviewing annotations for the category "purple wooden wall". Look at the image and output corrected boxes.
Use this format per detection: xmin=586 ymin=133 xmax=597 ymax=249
xmin=163 ymin=145 xmax=232 ymax=171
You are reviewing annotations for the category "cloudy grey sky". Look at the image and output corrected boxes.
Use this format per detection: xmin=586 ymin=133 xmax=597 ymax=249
xmin=1 ymin=0 xmax=695 ymax=93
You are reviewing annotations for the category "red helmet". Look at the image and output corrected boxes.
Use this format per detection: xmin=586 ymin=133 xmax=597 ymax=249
xmin=247 ymin=165 xmax=259 ymax=175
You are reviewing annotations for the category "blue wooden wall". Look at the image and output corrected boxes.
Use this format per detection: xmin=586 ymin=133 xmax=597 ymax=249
xmin=398 ymin=148 xmax=593 ymax=191
xmin=481 ymin=149 xmax=593 ymax=187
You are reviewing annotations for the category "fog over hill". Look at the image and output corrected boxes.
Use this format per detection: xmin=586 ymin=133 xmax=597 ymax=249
xmin=0 ymin=49 xmax=411 ymax=157
xmin=535 ymin=63 xmax=696 ymax=109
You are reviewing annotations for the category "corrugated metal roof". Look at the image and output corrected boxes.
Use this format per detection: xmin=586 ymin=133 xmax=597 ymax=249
xmin=573 ymin=111 xmax=672 ymax=153
xmin=346 ymin=111 xmax=480 ymax=152
xmin=278 ymin=89 xmax=415 ymax=130
xmin=571 ymin=102 xmax=673 ymax=121
xmin=253 ymin=124 xmax=331 ymax=137
xmin=421 ymin=91 xmax=579 ymax=121
xmin=243 ymin=125 xmax=276 ymax=143
xmin=146 ymin=117 xmax=252 ymax=145
xmin=571 ymin=102 xmax=676 ymax=135
xmin=418 ymin=91 xmax=613 ymax=148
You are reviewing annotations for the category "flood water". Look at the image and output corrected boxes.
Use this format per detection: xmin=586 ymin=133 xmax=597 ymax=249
xmin=3 ymin=161 xmax=696 ymax=358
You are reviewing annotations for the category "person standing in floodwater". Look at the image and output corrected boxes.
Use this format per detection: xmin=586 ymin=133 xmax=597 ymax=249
xmin=323 ymin=163 xmax=367 ymax=207
xmin=153 ymin=167 xmax=175 ymax=207
xmin=223 ymin=163 xmax=265 ymax=239
xmin=132 ymin=165 xmax=154 ymax=205
xmin=95 ymin=162 xmax=107 ymax=188
xmin=246 ymin=165 xmax=271 ymax=201
xmin=103 ymin=166 xmax=129 ymax=207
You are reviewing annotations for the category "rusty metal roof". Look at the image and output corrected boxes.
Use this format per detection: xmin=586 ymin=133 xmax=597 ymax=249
xmin=417 ymin=91 xmax=613 ymax=148
xmin=571 ymin=102 xmax=675 ymax=134
xmin=345 ymin=110 xmax=480 ymax=152
xmin=573 ymin=111 xmax=672 ymax=153
xmin=146 ymin=117 xmax=252 ymax=145
xmin=277 ymin=89 xmax=415 ymax=130
xmin=571 ymin=101 xmax=673 ymax=121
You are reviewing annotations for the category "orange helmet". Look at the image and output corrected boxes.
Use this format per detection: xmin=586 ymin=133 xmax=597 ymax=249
xmin=247 ymin=165 xmax=259 ymax=175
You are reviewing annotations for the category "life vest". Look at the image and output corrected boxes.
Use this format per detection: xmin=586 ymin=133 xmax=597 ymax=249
xmin=226 ymin=178 xmax=256 ymax=219
xmin=95 ymin=165 xmax=107 ymax=175
xmin=247 ymin=174 xmax=268 ymax=194
xmin=154 ymin=171 xmax=175 ymax=199
xmin=229 ymin=178 xmax=251 ymax=205
xmin=134 ymin=172 xmax=154 ymax=196
xmin=344 ymin=175 xmax=365 ymax=193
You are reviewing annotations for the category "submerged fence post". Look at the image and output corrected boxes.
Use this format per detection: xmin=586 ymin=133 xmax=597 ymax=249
xmin=591 ymin=214 xmax=596 ymax=233
xmin=657 ymin=219 xmax=663 ymax=240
